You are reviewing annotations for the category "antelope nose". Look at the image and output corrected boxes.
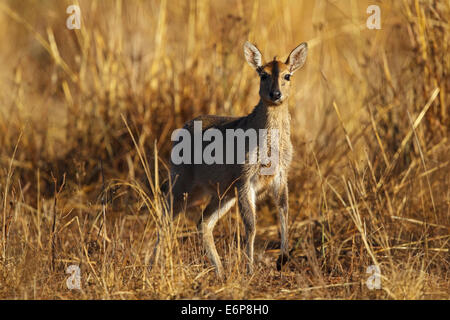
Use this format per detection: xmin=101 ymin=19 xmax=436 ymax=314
xmin=270 ymin=90 xmax=282 ymax=100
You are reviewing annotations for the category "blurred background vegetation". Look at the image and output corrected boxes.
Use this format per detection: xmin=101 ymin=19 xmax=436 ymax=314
xmin=0 ymin=0 xmax=448 ymax=299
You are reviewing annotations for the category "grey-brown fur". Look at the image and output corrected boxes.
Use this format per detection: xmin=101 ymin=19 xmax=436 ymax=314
xmin=164 ymin=41 xmax=308 ymax=276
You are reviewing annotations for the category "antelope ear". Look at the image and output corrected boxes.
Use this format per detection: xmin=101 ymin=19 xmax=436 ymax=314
xmin=244 ymin=41 xmax=263 ymax=70
xmin=285 ymin=42 xmax=308 ymax=73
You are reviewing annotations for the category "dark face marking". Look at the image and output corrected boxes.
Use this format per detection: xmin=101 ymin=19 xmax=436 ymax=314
xmin=258 ymin=60 xmax=292 ymax=105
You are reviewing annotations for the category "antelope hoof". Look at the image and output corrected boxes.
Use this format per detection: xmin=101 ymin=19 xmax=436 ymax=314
xmin=215 ymin=266 xmax=225 ymax=279
xmin=276 ymin=253 xmax=290 ymax=271
xmin=246 ymin=264 xmax=254 ymax=275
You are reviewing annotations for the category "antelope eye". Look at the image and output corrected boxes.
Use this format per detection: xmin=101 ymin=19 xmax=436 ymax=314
xmin=260 ymin=72 xmax=269 ymax=80
xmin=284 ymin=74 xmax=291 ymax=81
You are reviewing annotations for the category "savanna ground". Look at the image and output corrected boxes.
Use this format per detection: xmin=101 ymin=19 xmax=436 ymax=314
xmin=0 ymin=0 xmax=448 ymax=299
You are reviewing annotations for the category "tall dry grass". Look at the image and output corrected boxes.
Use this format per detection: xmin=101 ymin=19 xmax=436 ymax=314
xmin=0 ymin=0 xmax=448 ymax=299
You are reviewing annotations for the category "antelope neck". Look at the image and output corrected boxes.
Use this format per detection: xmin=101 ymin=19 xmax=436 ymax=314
xmin=246 ymin=99 xmax=290 ymax=130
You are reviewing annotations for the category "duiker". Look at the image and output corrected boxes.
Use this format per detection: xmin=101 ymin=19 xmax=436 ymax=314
xmin=162 ymin=41 xmax=308 ymax=277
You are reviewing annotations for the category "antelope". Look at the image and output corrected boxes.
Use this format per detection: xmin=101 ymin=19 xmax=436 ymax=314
xmin=163 ymin=41 xmax=308 ymax=277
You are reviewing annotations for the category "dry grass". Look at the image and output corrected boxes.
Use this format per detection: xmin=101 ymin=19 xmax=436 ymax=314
xmin=0 ymin=0 xmax=448 ymax=299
